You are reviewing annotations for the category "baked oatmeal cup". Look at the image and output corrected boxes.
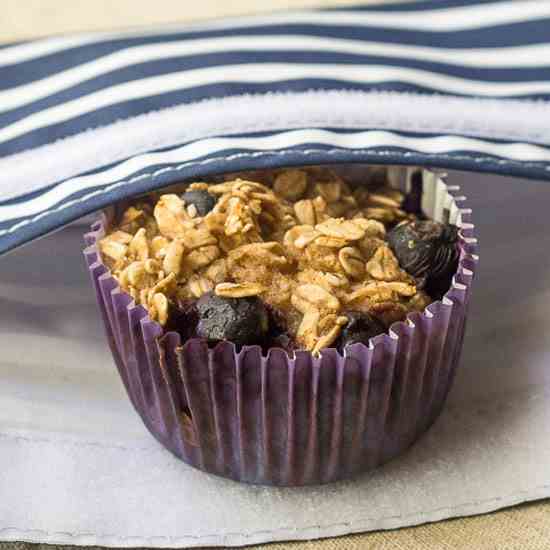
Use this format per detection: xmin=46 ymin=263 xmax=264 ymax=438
xmin=85 ymin=165 xmax=477 ymax=485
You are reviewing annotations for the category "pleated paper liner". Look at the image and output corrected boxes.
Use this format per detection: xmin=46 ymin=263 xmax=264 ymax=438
xmin=84 ymin=167 xmax=478 ymax=486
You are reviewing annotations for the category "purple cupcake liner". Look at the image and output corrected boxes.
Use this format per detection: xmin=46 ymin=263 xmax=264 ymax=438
xmin=83 ymin=170 xmax=478 ymax=486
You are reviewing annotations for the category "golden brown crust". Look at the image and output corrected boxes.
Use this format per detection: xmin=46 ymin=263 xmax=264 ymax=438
xmin=100 ymin=166 xmax=430 ymax=351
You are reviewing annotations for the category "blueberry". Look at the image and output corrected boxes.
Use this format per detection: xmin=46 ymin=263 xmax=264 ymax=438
xmin=181 ymin=189 xmax=216 ymax=216
xmin=388 ymin=220 xmax=459 ymax=298
xmin=338 ymin=311 xmax=386 ymax=348
xmin=196 ymin=292 xmax=269 ymax=346
xmin=165 ymin=298 xmax=198 ymax=341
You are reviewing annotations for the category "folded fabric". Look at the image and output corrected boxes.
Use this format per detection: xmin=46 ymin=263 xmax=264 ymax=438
xmin=2 ymin=172 xmax=550 ymax=547
xmin=1 ymin=0 xmax=549 ymax=255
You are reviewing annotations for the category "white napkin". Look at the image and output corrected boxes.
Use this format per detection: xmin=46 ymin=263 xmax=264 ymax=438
xmin=2 ymin=171 xmax=550 ymax=548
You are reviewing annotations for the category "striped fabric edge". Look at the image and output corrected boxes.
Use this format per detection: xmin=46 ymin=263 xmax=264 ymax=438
xmin=3 ymin=90 xmax=550 ymax=204
xmin=2 ymin=0 xmax=548 ymax=68
xmin=2 ymin=126 xmax=549 ymax=256
xmin=1 ymin=0 xmax=550 ymax=157
xmin=5 ymin=64 xmax=550 ymax=158
xmin=2 ymin=0 xmax=550 ymax=255
xmin=4 ymin=36 xmax=550 ymax=115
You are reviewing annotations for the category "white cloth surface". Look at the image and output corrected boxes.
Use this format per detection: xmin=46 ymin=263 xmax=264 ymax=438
xmin=1 ymin=171 xmax=550 ymax=547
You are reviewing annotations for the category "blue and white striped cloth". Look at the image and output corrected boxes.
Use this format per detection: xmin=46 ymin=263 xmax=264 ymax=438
xmin=1 ymin=0 xmax=550 ymax=255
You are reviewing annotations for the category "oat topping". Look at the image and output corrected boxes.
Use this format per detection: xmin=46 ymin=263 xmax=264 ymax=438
xmin=100 ymin=166 xmax=442 ymax=352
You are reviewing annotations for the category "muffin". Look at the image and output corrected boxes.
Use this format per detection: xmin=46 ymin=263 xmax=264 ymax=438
xmin=84 ymin=165 xmax=477 ymax=485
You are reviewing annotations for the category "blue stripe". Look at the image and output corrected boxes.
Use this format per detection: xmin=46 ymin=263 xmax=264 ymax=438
xmin=0 ymin=39 xmax=24 ymax=49
xmin=4 ymin=50 xmax=550 ymax=129
xmin=0 ymin=181 xmax=61 ymax=207
xmin=4 ymin=125 xmax=544 ymax=208
xmin=2 ymin=134 xmax=549 ymax=256
xmin=6 ymin=76 xmax=550 ymax=157
xmin=5 ymin=124 xmax=543 ymax=208
xmin=2 ymin=0 xmax=550 ymax=256
xmin=3 ymin=19 xmax=550 ymax=91
xmin=325 ymin=0 xmax=502 ymax=11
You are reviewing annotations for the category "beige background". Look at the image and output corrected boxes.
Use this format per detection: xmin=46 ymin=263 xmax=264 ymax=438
xmin=0 ymin=0 xmax=413 ymax=42
xmin=1 ymin=1 xmax=548 ymax=548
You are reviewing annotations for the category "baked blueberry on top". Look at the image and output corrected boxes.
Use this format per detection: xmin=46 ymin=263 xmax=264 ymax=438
xmin=195 ymin=292 xmax=269 ymax=346
xmin=388 ymin=220 xmax=459 ymax=299
xmin=336 ymin=311 xmax=386 ymax=348
xmin=180 ymin=189 xmax=216 ymax=217
xmin=99 ymin=167 xmax=459 ymax=353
